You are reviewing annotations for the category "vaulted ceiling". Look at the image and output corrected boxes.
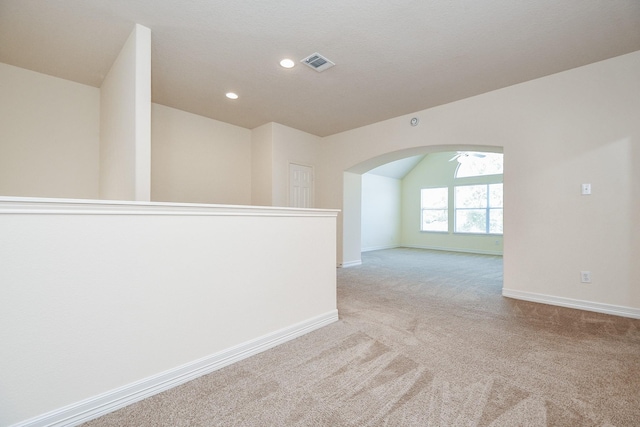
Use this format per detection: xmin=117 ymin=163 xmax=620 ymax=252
xmin=1 ymin=0 xmax=639 ymax=137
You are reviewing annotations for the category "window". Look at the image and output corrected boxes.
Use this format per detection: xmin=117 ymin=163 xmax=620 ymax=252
xmin=455 ymin=152 xmax=503 ymax=178
xmin=418 ymin=151 xmax=503 ymax=234
xmin=421 ymin=187 xmax=448 ymax=232
xmin=454 ymin=184 xmax=503 ymax=234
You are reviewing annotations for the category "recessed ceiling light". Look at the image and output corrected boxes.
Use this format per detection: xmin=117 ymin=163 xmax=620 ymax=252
xmin=280 ymin=58 xmax=295 ymax=69
xmin=226 ymin=92 xmax=238 ymax=100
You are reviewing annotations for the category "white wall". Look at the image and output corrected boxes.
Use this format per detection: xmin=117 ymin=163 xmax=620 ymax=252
xmin=251 ymin=123 xmax=321 ymax=207
xmin=271 ymin=123 xmax=321 ymax=207
xmin=401 ymin=151 xmax=503 ymax=255
xmin=151 ymin=104 xmax=252 ymax=204
xmin=99 ymin=24 xmax=151 ymax=201
xmin=319 ymin=50 xmax=640 ymax=314
xmin=251 ymin=123 xmax=274 ymax=206
xmin=0 ymin=197 xmax=338 ymax=426
xmin=361 ymin=173 xmax=401 ymax=251
xmin=341 ymin=172 xmax=362 ymax=267
xmin=0 ymin=62 xmax=100 ymax=199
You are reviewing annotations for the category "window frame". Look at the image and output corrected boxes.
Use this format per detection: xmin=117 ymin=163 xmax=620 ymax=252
xmin=453 ymin=183 xmax=503 ymax=235
xmin=420 ymin=187 xmax=449 ymax=233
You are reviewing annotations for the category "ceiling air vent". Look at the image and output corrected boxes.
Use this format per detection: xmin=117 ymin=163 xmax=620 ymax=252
xmin=301 ymin=52 xmax=335 ymax=72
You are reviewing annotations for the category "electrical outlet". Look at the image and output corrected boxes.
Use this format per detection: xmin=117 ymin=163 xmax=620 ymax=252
xmin=580 ymin=271 xmax=591 ymax=283
xmin=581 ymin=183 xmax=591 ymax=195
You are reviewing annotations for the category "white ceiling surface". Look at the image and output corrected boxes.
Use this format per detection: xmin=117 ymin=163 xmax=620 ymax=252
xmin=367 ymin=155 xmax=426 ymax=180
xmin=1 ymin=1 xmax=639 ymax=137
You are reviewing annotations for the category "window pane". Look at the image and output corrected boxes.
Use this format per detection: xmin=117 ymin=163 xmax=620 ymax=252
xmin=456 ymin=209 xmax=487 ymax=233
xmin=421 ymin=187 xmax=448 ymax=231
xmin=421 ymin=188 xmax=447 ymax=209
xmin=455 ymin=185 xmax=487 ymax=208
xmin=453 ymin=183 xmax=503 ymax=234
xmin=490 ymin=209 xmax=503 ymax=234
xmin=489 ymin=184 xmax=503 ymax=207
xmin=422 ymin=209 xmax=448 ymax=231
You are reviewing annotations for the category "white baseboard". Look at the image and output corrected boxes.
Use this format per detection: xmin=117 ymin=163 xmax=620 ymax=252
xmin=339 ymin=259 xmax=362 ymax=268
xmin=502 ymin=289 xmax=640 ymax=319
xmin=13 ymin=310 xmax=339 ymax=427
xmin=402 ymin=244 xmax=502 ymax=256
xmin=361 ymin=244 xmax=400 ymax=253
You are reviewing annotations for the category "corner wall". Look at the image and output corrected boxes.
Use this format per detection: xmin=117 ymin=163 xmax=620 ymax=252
xmin=271 ymin=123 xmax=321 ymax=207
xmin=361 ymin=173 xmax=402 ymax=252
xmin=342 ymin=172 xmax=362 ymax=266
xmin=252 ymin=122 xmax=321 ymax=207
xmin=100 ymin=24 xmax=151 ymax=201
xmin=251 ymin=123 xmax=274 ymax=206
xmin=0 ymin=62 xmax=100 ymax=199
xmin=151 ymin=104 xmax=252 ymax=204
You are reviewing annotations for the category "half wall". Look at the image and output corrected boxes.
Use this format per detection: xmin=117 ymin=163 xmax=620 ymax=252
xmin=0 ymin=197 xmax=338 ymax=426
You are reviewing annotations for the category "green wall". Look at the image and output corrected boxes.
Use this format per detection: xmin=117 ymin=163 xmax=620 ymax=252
xmin=401 ymin=151 xmax=503 ymax=255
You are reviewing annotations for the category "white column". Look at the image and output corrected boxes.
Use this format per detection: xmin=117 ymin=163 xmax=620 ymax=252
xmin=100 ymin=24 xmax=151 ymax=201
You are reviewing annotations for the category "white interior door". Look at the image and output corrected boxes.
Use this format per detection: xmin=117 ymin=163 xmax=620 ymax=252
xmin=289 ymin=163 xmax=313 ymax=208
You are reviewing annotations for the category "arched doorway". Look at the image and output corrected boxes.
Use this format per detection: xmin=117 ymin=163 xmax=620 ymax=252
xmin=341 ymin=145 xmax=503 ymax=267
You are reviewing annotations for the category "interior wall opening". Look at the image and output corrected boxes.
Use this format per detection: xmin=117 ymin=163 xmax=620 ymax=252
xmin=341 ymin=145 xmax=503 ymax=268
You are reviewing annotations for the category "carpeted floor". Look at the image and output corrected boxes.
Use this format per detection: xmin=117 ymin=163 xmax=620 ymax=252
xmin=83 ymin=248 xmax=640 ymax=426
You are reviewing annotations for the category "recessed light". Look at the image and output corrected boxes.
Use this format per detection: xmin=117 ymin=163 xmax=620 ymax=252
xmin=280 ymin=58 xmax=295 ymax=69
xmin=226 ymin=92 xmax=238 ymax=100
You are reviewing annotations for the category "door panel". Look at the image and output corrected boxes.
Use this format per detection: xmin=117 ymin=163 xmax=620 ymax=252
xmin=289 ymin=164 xmax=313 ymax=208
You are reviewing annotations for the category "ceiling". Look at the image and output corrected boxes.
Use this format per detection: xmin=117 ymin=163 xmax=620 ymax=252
xmin=367 ymin=155 xmax=426 ymax=179
xmin=1 ymin=1 xmax=639 ymax=137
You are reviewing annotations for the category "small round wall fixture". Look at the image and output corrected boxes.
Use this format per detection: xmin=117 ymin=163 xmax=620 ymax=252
xmin=226 ymin=92 xmax=239 ymax=100
xmin=410 ymin=117 xmax=419 ymax=126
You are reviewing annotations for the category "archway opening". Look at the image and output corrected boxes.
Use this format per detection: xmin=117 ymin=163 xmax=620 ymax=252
xmin=341 ymin=145 xmax=503 ymax=267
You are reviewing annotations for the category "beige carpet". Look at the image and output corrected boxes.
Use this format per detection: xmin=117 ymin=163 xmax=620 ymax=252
xmin=83 ymin=248 xmax=640 ymax=426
